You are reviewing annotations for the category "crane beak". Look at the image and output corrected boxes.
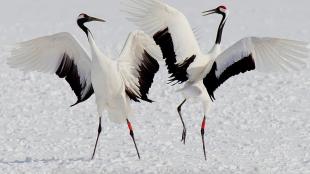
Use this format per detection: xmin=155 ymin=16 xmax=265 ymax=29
xmin=89 ymin=16 xmax=106 ymax=22
xmin=202 ymin=9 xmax=217 ymax=16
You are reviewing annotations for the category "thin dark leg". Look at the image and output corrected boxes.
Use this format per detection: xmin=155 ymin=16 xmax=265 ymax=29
xmin=201 ymin=116 xmax=207 ymax=160
xmin=91 ymin=117 xmax=102 ymax=160
xmin=127 ymin=119 xmax=140 ymax=159
xmin=177 ymin=99 xmax=187 ymax=144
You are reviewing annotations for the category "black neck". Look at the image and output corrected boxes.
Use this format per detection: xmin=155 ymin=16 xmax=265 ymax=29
xmin=215 ymin=14 xmax=226 ymax=44
xmin=77 ymin=19 xmax=89 ymax=37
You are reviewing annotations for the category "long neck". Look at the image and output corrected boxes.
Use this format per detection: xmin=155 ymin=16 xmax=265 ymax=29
xmin=77 ymin=20 xmax=110 ymax=67
xmin=78 ymin=20 xmax=89 ymax=37
xmin=77 ymin=21 xmax=99 ymax=54
xmin=215 ymin=14 xmax=226 ymax=44
xmin=87 ymin=31 xmax=100 ymax=54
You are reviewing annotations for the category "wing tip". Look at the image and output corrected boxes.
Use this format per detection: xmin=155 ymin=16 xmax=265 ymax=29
xmin=70 ymin=101 xmax=80 ymax=107
xmin=70 ymin=97 xmax=87 ymax=107
xmin=142 ymin=97 xmax=154 ymax=103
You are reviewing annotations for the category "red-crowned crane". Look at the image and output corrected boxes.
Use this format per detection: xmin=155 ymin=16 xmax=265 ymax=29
xmin=125 ymin=0 xmax=310 ymax=160
xmin=7 ymin=13 xmax=162 ymax=160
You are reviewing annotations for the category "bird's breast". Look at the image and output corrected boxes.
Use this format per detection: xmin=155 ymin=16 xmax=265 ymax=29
xmin=187 ymin=55 xmax=211 ymax=82
xmin=91 ymin=61 xmax=123 ymax=99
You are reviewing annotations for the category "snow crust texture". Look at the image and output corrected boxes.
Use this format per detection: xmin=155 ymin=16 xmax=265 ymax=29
xmin=0 ymin=0 xmax=309 ymax=173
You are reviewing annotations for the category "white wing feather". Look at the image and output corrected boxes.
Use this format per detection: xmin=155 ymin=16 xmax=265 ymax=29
xmin=7 ymin=32 xmax=93 ymax=103
xmin=118 ymin=31 xmax=161 ymax=101
xmin=215 ymin=37 xmax=310 ymax=77
xmin=124 ymin=0 xmax=201 ymax=63
xmin=203 ymin=37 xmax=310 ymax=101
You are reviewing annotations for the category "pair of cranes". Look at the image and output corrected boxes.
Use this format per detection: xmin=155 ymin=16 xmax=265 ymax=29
xmin=6 ymin=0 xmax=309 ymax=160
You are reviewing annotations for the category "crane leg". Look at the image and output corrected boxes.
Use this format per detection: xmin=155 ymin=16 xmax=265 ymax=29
xmin=201 ymin=115 xmax=207 ymax=160
xmin=91 ymin=116 xmax=102 ymax=160
xmin=127 ymin=119 xmax=140 ymax=159
xmin=177 ymin=99 xmax=187 ymax=144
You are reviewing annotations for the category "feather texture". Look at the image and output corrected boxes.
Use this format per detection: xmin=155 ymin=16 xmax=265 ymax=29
xmin=118 ymin=31 xmax=161 ymax=102
xmin=7 ymin=32 xmax=93 ymax=105
xmin=203 ymin=37 xmax=310 ymax=100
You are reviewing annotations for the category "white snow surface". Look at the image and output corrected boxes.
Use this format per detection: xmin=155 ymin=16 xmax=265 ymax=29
xmin=0 ymin=0 xmax=310 ymax=173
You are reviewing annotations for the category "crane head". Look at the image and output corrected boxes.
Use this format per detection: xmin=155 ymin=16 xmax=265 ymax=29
xmin=202 ymin=5 xmax=229 ymax=16
xmin=77 ymin=13 xmax=106 ymax=24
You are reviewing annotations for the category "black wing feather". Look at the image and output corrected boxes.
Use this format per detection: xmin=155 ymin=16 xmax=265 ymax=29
xmin=153 ymin=27 xmax=195 ymax=84
xmin=125 ymin=51 xmax=159 ymax=103
xmin=203 ymin=54 xmax=255 ymax=101
xmin=56 ymin=53 xmax=94 ymax=106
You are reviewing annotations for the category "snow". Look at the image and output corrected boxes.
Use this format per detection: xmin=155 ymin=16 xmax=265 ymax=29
xmin=0 ymin=0 xmax=310 ymax=173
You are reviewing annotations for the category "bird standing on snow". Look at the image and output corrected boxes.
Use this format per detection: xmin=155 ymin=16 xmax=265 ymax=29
xmin=125 ymin=0 xmax=310 ymax=160
xmin=7 ymin=13 xmax=161 ymax=160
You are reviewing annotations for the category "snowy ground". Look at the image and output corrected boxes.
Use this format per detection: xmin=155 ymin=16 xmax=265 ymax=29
xmin=0 ymin=0 xmax=310 ymax=173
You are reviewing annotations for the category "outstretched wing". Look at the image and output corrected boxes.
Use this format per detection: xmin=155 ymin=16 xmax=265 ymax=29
xmin=7 ymin=32 xmax=94 ymax=106
xmin=203 ymin=37 xmax=310 ymax=100
xmin=118 ymin=31 xmax=161 ymax=102
xmin=125 ymin=0 xmax=201 ymax=84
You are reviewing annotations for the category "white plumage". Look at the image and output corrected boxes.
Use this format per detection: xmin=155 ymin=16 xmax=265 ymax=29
xmin=118 ymin=31 xmax=162 ymax=102
xmin=125 ymin=0 xmax=201 ymax=63
xmin=8 ymin=32 xmax=93 ymax=101
xmin=215 ymin=37 xmax=309 ymax=75
xmin=7 ymin=13 xmax=161 ymax=160
xmin=125 ymin=0 xmax=310 ymax=160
